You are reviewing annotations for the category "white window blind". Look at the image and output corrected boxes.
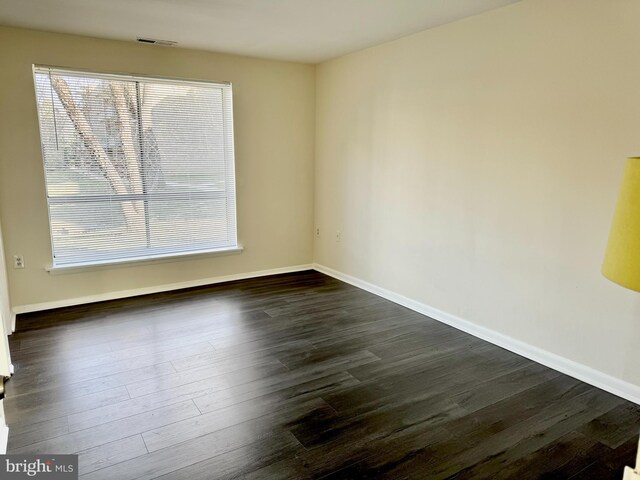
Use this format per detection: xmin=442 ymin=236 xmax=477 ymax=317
xmin=33 ymin=66 xmax=238 ymax=267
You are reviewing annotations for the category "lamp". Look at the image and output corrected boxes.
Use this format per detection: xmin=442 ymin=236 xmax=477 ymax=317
xmin=603 ymin=157 xmax=640 ymax=291
xmin=602 ymin=157 xmax=640 ymax=480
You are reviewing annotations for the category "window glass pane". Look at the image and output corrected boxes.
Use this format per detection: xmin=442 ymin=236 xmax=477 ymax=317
xmin=33 ymin=68 xmax=237 ymax=266
xmin=139 ymin=83 xmax=227 ymax=194
xmin=147 ymin=198 xmax=229 ymax=251
xmin=49 ymin=200 xmax=147 ymax=263
xmin=35 ymin=74 xmax=141 ymax=198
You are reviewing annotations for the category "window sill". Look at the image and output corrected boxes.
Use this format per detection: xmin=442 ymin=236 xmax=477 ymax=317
xmin=45 ymin=245 xmax=244 ymax=275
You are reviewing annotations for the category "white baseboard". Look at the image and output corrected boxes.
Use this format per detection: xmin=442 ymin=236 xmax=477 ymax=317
xmin=313 ymin=263 xmax=640 ymax=405
xmin=12 ymin=264 xmax=314 ymax=315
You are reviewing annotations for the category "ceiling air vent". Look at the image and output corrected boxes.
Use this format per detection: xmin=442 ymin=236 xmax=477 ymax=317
xmin=136 ymin=37 xmax=177 ymax=47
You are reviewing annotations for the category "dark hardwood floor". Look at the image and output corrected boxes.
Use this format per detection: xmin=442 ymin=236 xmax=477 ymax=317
xmin=5 ymin=270 xmax=639 ymax=479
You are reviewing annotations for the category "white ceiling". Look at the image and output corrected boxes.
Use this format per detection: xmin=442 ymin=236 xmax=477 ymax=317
xmin=0 ymin=0 xmax=521 ymax=63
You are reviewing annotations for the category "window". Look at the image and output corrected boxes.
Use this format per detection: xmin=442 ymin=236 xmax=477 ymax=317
xmin=33 ymin=66 xmax=238 ymax=268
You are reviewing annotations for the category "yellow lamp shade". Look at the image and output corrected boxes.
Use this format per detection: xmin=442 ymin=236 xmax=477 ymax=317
xmin=603 ymin=157 xmax=640 ymax=292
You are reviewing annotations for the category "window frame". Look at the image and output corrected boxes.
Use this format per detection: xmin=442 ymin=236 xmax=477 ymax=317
xmin=32 ymin=65 xmax=241 ymax=271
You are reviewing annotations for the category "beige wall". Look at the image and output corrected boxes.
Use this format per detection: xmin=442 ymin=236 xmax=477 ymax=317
xmin=0 ymin=26 xmax=315 ymax=308
xmin=315 ymin=0 xmax=640 ymax=386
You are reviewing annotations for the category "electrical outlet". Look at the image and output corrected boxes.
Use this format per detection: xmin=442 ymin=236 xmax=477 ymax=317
xmin=316 ymin=227 xmax=320 ymax=238
xmin=13 ymin=255 xmax=24 ymax=269
xmin=336 ymin=231 xmax=341 ymax=242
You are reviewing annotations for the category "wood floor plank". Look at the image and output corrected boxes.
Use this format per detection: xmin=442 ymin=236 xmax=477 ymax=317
xmin=150 ymin=431 xmax=303 ymax=480
xmin=11 ymin=340 xmax=215 ymax=385
xmin=77 ymin=435 xmax=148 ymax=475
xmin=143 ymin=396 xmax=332 ymax=453
xmin=296 ymin=423 xmax=453 ymax=479
xmin=6 ymin=361 xmax=176 ymax=401
xmin=9 ymin=399 xmax=200 ymax=455
xmin=290 ymin=389 xmax=468 ymax=451
xmin=8 ymin=416 xmax=70 ymax=450
xmin=577 ymin=402 xmax=640 ymax=449
xmin=81 ymin=402 xmax=329 ymax=480
xmin=192 ymin=371 xmax=360 ymax=415
xmin=244 ymin=456 xmax=311 ymax=480
xmin=4 ymin=271 xmax=636 ymax=479
xmin=483 ymin=430 xmax=608 ymax=480
xmin=5 ymin=386 xmax=131 ymax=426
xmin=381 ymin=384 xmax=624 ymax=479
xmin=68 ymin=371 xmax=357 ymax=434
xmin=601 ymin=437 xmax=640 ymax=474
xmin=170 ymin=339 xmax=313 ymax=372
xmin=125 ymin=359 xmax=286 ymax=398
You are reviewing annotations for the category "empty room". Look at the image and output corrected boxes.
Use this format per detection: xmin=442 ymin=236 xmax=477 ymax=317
xmin=1 ymin=0 xmax=640 ymax=478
